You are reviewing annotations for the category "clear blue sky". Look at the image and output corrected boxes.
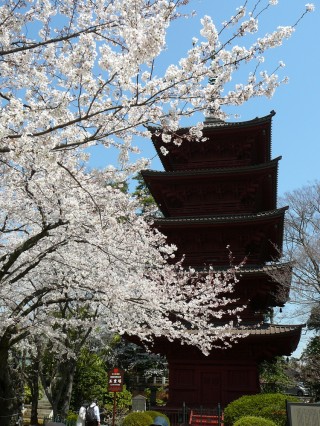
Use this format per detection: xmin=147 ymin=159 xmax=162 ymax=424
xmin=90 ymin=0 xmax=319 ymax=197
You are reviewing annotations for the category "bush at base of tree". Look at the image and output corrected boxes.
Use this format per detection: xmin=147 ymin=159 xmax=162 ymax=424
xmin=123 ymin=412 xmax=153 ymax=426
xmin=224 ymin=393 xmax=299 ymax=426
xmin=67 ymin=412 xmax=78 ymax=422
xmin=234 ymin=416 xmax=277 ymax=426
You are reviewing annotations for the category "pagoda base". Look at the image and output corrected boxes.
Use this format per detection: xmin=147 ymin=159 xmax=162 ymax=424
xmin=166 ymin=355 xmax=259 ymax=409
xmin=152 ymin=323 xmax=303 ymax=409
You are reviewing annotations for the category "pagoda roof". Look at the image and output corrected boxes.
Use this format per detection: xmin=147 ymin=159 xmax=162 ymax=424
xmin=235 ymin=323 xmax=303 ymax=337
xmin=148 ymin=110 xmax=276 ymax=134
xmin=203 ymin=110 xmax=276 ymax=129
xmin=150 ymin=111 xmax=274 ymax=172
xmin=193 ymin=262 xmax=291 ymax=275
xmin=140 ymin=322 xmax=303 ymax=359
xmin=220 ymin=323 xmax=303 ymax=357
xmin=154 ymin=206 xmax=288 ymax=226
xmin=239 ymin=323 xmax=304 ymax=358
xmin=183 ymin=323 xmax=303 ymax=339
xmin=236 ymin=262 xmax=292 ymax=275
xmin=142 ymin=156 xmax=281 ymax=179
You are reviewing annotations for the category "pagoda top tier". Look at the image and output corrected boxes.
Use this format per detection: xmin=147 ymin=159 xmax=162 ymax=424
xmin=150 ymin=111 xmax=275 ymax=172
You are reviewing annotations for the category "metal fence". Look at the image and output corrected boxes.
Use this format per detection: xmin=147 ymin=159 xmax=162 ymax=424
xmin=151 ymin=403 xmax=224 ymax=426
xmin=43 ymin=404 xmax=223 ymax=426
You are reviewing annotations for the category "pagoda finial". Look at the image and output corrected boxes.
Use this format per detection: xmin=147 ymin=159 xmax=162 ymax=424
xmin=204 ymin=113 xmax=224 ymax=125
xmin=204 ymin=74 xmax=225 ymax=126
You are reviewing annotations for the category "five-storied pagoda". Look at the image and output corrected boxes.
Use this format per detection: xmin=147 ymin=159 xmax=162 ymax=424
xmin=141 ymin=111 xmax=303 ymax=408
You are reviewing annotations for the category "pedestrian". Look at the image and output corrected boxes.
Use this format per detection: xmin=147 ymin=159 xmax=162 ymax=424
xmin=76 ymin=401 xmax=89 ymax=426
xmin=85 ymin=399 xmax=100 ymax=426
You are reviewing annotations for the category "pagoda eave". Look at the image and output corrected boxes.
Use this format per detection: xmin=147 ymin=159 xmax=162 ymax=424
xmin=148 ymin=110 xmax=275 ymax=135
xmin=146 ymin=323 xmax=303 ymax=361
xmin=155 ymin=207 xmax=288 ymax=226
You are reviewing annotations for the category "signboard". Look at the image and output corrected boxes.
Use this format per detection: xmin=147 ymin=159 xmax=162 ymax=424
xmin=108 ymin=368 xmax=124 ymax=393
xmin=286 ymin=401 xmax=320 ymax=426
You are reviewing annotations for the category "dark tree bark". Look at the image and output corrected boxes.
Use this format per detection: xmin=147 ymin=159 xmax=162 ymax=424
xmin=0 ymin=336 xmax=20 ymax=426
xmin=0 ymin=349 xmax=14 ymax=426
xmin=41 ymin=358 xmax=77 ymax=419
xmin=29 ymin=356 xmax=40 ymax=426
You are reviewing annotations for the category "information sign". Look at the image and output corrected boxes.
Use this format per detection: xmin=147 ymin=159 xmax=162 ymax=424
xmin=108 ymin=368 xmax=124 ymax=393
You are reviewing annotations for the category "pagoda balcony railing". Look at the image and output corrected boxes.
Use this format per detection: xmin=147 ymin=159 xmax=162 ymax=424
xmin=136 ymin=376 xmax=168 ymax=387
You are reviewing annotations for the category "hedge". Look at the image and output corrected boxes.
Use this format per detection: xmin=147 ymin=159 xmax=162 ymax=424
xmin=122 ymin=412 xmax=153 ymax=426
xmin=234 ymin=415 xmax=277 ymax=426
xmin=224 ymin=393 xmax=299 ymax=426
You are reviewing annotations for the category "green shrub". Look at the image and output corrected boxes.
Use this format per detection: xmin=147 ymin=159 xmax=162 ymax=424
xmin=234 ymin=416 xmax=277 ymax=426
xmin=260 ymin=406 xmax=288 ymax=426
xmin=122 ymin=411 xmax=153 ymax=426
xmin=67 ymin=411 xmax=78 ymax=422
xmin=146 ymin=410 xmax=170 ymax=426
xmin=224 ymin=393 xmax=299 ymax=426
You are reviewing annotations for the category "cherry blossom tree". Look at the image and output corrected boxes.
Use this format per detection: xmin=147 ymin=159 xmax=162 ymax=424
xmin=267 ymin=181 xmax=320 ymax=319
xmin=0 ymin=143 xmax=244 ymax=423
xmin=0 ymin=0 xmax=315 ymax=156
xmin=0 ymin=0 xmax=315 ymax=424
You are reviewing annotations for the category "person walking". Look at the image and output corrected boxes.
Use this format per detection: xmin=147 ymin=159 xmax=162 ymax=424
xmin=76 ymin=401 xmax=89 ymax=426
xmin=85 ymin=400 xmax=100 ymax=426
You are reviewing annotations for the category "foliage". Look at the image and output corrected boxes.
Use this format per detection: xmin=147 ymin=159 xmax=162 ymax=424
xmin=259 ymin=406 xmax=288 ymax=426
xmin=71 ymin=347 xmax=133 ymax=412
xmin=259 ymin=357 xmax=292 ymax=393
xmin=104 ymin=387 xmax=133 ymax=410
xmin=224 ymin=393 xmax=299 ymax=426
xmin=71 ymin=348 xmax=109 ymax=410
xmin=38 ymin=302 xmax=95 ymax=418
xmin=300 ymin=335 xmax=320 ymax=401
xmin=104 ymin=339 xmax=167 ymax=392
xmin=67 ymin=411 xmax=78 ymax=422
xmin=143 ymin=387 xmax=168 ymax=407
xmin=307 ymin=304 xmax=320 ymax=332
xmin=122 ymin=412 xmax=153 ymax=426
xmin=23 ymin=383 xmax=44 ymax=405
xmin=132 ymin=173 xmax=158 ymax=215
xmin=234 ymin=416 xmax=277 ymax=426
xmin=24 ymin=386 xmax=32 ymax=405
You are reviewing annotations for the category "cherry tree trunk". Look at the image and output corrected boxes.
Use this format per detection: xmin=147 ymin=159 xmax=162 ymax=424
xmin=0 ymin=342 xmax=15 ymax=426
xmin=30 ymin=356 xmax=40 ymax=426
xmin=43 ymin=359 xmax=77 ymax=420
